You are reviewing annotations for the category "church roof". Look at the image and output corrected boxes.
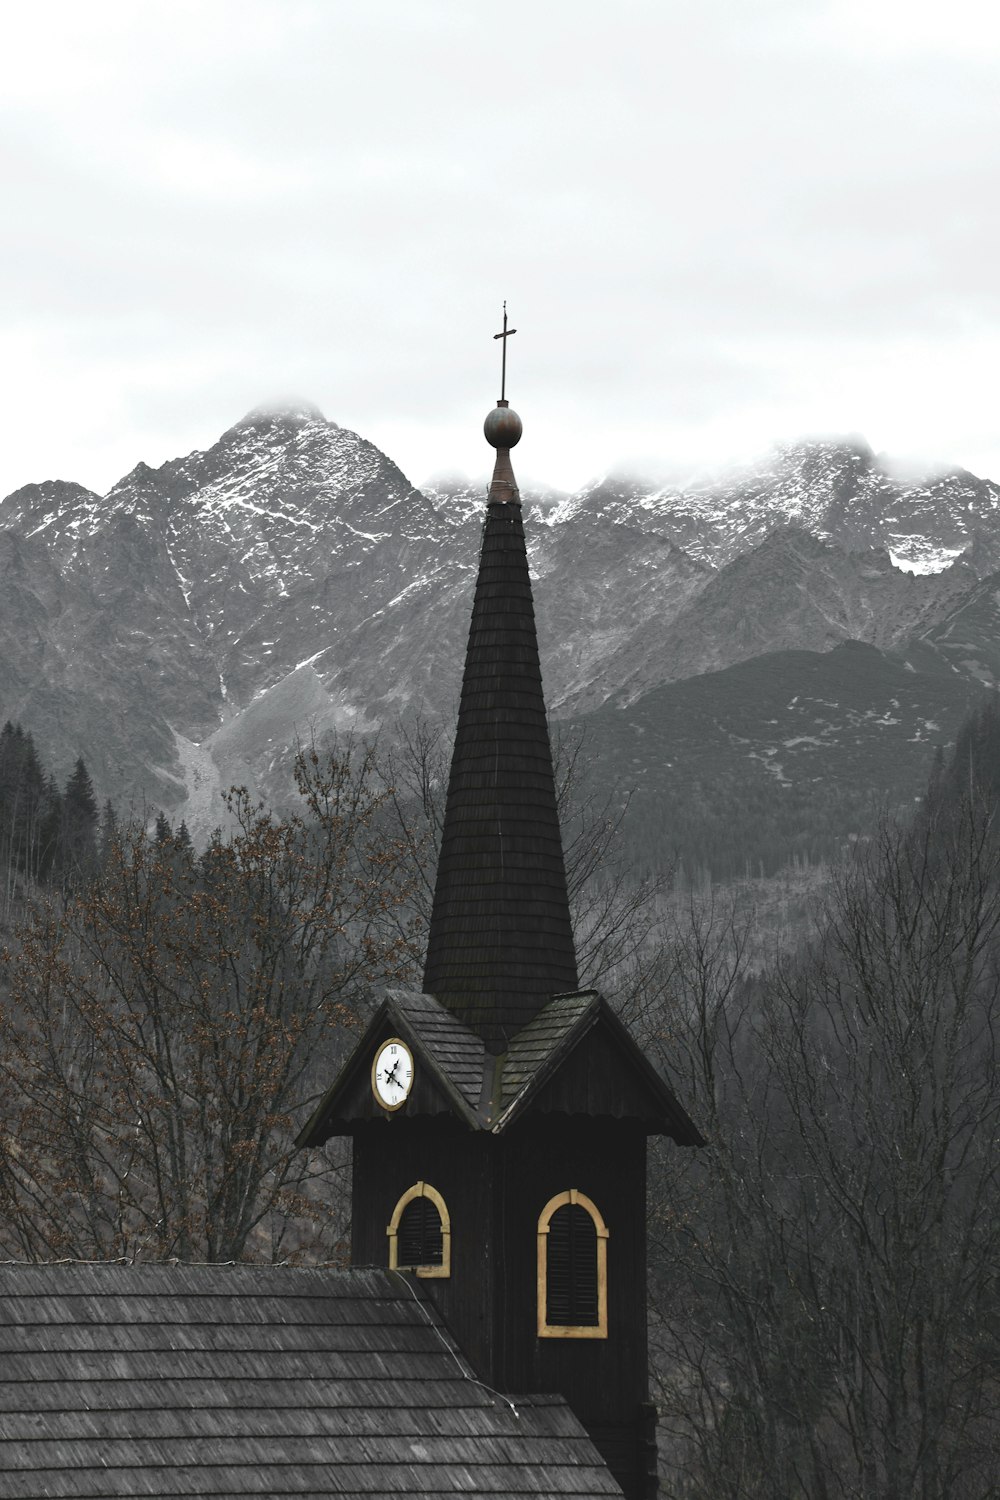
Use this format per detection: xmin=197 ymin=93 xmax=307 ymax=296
xmin=387 ymin=987 xmax=486 ymax=1114
xmin=0 ymin=1262 xmax=623 ymax=1499
xmin=498 ymin=990 xmax=599 ymax=1111
xmin=296 ymin=987 xmax=703 ymax=1146
xmin=494 ymin=993 xmax=705 ymax=1141
xmin=422 ymin=399 xmax=579 ymax=1048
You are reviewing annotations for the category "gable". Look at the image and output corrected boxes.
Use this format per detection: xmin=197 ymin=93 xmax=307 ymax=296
xmin=523 ymin=1021 xmax=662 ymax=1119
xmin=0 ymin=1263 xmax=623 ymax=1498
xmin=297 ymin=991 xmax=487 ymax=1145
xmin=306 ymin=1023 xmax=460 ymax=1131
xmin=498 ymin=1004 xmax=704 ymax=1144
xmin=499 ymin=991 xmax=599 ymax=1108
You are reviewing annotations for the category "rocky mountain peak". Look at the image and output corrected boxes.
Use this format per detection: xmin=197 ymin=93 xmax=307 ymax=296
xmin=0 ymin=478 xmax=101 ymax=530
xmin=0 ymin=479 xmax=104 ymax=567
xmin=776 ymin=435 xmax=875 ymax=468
xmin=226 ymin=398 xmax=331 ymax=433
xmin=2 ymin=410 xmax=1000 ymax=845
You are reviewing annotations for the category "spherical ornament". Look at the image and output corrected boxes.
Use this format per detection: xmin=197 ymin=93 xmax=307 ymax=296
xmin=484 ymin=404 xmax=522 ymax=449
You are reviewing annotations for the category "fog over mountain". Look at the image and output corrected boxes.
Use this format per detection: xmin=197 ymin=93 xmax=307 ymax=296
xmin=1 ymin=403 xmax=995 ymax=865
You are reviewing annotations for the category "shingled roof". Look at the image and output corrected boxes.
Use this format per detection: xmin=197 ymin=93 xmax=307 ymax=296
xmin=386 ymin=988 xmax=486 ymax=1114
xmin=0 ymin=1262 xmax=623 ymax=1499
xmin=497 ymin=990 xmax=600 ymax=1111
xmin=297 ymin=987 xmax=703 ymax=1146
xmin=422 ymin=418 xmax=579 ymax=1048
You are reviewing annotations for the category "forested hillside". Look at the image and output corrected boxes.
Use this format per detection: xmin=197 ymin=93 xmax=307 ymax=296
xmin=568 ymin=640 xmax=980 ymax=883
xmin=1 ymin=707 xmax=998 ymax=1497
xmin=0 ymin=722 xmax=104 ymax=922
xmin=640 ymin=698 xmax=1000 ymax=1497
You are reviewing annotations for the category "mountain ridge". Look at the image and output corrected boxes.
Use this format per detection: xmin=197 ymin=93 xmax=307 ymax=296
xmin=2 ymin=406 xmax=998 ymax=853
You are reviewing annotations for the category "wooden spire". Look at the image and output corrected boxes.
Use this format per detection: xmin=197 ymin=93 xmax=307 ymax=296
xmin=422 ymin=318 xmax=579 ymax=1048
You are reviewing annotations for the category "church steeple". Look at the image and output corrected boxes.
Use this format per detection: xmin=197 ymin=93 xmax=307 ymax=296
xmin=422 ymin=309 xmax=579 ymax=1048
xmin=299 ymin=314 xmax=703 ymax=1500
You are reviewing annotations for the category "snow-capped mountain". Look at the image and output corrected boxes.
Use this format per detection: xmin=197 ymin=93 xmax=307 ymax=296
xmin=562 ymin=440 xmax=1000 ymax=575
xmin=1 ymin=404 xmax=997 ymax=847
xmin=0 ymin=404 xmax=474 ymax=822
xmin=601 ymin=526 xmax=979 ymax=707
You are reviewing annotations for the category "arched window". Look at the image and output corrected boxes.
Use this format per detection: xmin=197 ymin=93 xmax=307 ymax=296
xmin=387 ymin=1182 xmax=451 ymax=1279
xmin=537 ymin=1189 xmax=608 ymax=1339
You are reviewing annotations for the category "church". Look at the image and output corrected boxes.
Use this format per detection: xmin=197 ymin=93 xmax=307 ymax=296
xmin=0 ymin=322 xmax=701 ymax=1499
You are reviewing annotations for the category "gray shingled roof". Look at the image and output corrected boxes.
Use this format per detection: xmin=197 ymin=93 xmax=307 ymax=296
xmin=385 ymin=989 xmax=485 ymax=1114
xmin=497 ymin=991 xmax=599 ymax=1114
xmin=298 ymin=988 xmax=701 ymax=1147
xmin=0 ymin=1262 xmax=623 ymax=1499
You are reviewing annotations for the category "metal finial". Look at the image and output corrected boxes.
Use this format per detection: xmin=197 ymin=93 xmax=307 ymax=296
xmin=493 ymin=300 xmax=517 ymax=402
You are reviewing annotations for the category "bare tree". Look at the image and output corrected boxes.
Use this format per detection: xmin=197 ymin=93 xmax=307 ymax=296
xmin=0 ymin=746 xmax=420 ymax=1264
xmin=646 ymin=799 xmax=1000 ymax=1500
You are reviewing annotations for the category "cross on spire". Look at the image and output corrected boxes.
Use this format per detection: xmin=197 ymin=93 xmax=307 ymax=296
xmin=493 ymin=301 xmax=517 ymax=401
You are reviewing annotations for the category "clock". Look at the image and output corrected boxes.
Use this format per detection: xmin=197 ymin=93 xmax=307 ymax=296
xmin=371 ymin=1038 xmax=413 ymax=1111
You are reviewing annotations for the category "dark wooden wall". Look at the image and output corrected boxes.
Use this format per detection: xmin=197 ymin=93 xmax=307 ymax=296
xmin=352 ymin=1118 xmax=500 ymax=1382
xmin=493 ymin=1117 xmax=648 ymax=1418
xmin=528 ymin=1022 xmax=668 ymax=1123
xmin=494 ymin=1117 xmax=651 ymax=1500
xmin=351 ymin=1113 xmax=651 ymax=1497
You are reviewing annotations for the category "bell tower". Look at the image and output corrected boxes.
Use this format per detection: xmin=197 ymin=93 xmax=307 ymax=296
xmin=298 ymin=313 xmax=702 ymax=1500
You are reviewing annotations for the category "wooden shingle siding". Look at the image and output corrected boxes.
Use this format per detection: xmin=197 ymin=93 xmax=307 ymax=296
xmin=0 ymin=1264 xmax=622 ymax=1498
xmin=497 ymin=996 xmax=705 ymax=1142
xmin=423 ymin=501 xmax=579 ymax=1045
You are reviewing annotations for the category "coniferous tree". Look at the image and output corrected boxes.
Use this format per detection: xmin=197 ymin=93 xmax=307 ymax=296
xmin=0 ymin=730 xmax=105 ymax=909
xmin=199 ymin=827 xmax=226 ymax=884
xmin=0 ymin=726 xmax=48 ymax=886
xmin=946 ymin=694 xmax=1000 ymax=806
xmin=60 ymin=758 xmax=99 ymax=889
xmin=37 ymin=776 xmax=63 ymax=886
xmin=0 ymin=723 xmax=24 ymax=880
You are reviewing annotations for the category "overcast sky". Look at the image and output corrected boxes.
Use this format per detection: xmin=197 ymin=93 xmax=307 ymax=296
xmin=3 ymin=0 xmax=1000 ymax=497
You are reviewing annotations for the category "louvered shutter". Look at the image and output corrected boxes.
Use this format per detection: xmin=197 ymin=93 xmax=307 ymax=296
xmin=397 ymin=1194 xmax=444 ymax=1267
xmin=546 ymin=1203 xmax=599 ymax=1325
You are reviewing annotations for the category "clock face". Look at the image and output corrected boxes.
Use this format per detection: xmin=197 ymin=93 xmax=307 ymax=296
xmin=371 ymin=1038 xmax=413 ymax=1111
